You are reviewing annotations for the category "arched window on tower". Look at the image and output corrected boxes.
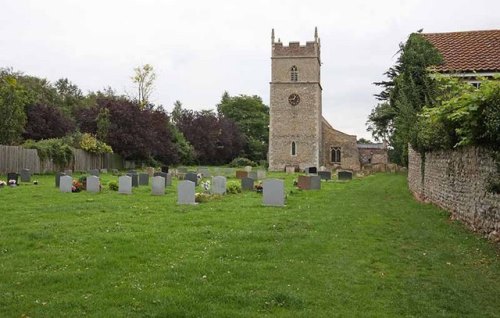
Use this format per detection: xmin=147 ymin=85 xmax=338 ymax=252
xmin=290 ymin=66 xmax=298 ymax=82
xmin=291 ymin=141 xmax=297 ymax=156
xmin=331 ymin=147 xmax=341 ymax=163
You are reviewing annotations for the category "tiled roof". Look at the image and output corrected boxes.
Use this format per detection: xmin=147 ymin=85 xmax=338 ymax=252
xmin=421 ymin=30 xmax=500 ymax=73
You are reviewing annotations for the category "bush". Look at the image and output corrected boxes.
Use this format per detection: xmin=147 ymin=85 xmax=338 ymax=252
xmin=78 ymin=175 xmax=87 ymax=190
xmin=80 ymin=133 xmax=113 ymax=154
xmin=23 ymin=138 xmax=73 ymax=168
xmin=228 ymin=157 xmax=257 ymax=167
xmin=226 ymin=181 xmax=242 ymax=194
xmin=195 ymin=192 xmax=212 ymax=203
xmin=108 ymin=181 xmax=118 ymax=191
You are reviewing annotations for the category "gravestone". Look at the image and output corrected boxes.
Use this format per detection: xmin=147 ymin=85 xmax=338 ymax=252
xmin=318 ymin=171 xmax=332 ymax=181
xmin=248 ymin=171 xmax=258 ymax=180
xmin=177 ymin=166 xmax=188 ymax=174
xmin=126 ymin=173 xmax=139 ymax=187
xmin=297 ymin=175 xmax=312 ymax=190
xmin=244 ymin=166 xmax=252 ymax=172
xmin=7 ymin=172 xmax=19 ymax=184
xmin=338 ymin=171 xmax=353 ymax=181
xmin=86 ymin=176 xmax=100 ymax=193
xmin=89 ymin=169 xmax=99 ymax=176
xmin=20 ymin=169 xmax=31 ymax=182
xmin=145 ymin=167 xmax=155 ymax=177
xmin=55 ymin=172 xmax=66 ymax=187
xmin=185 ymin=172 xmax=198 ymax=186
xmin=241 ymin=177 xmax=254 ymax=191
xmin=263 ymin=179 xmax=285 ymax=207
xmin=111 ymin=169 xmax=120 ymax=175
xmin=100 ymin=168 xmax=108 ymax=174
xmin=161 ymin=166 xmax=169 ymax=173
xmin=305 ymin=167 xmax=317 ymax=174
xmin=257 ymin=170 xmax=266 ymax=180
xmin=165 ymin=173 xmax=172 ymax=186
xmin=177 ymin=180 xmax=196 ymax=204
xmin=64 ymin=169 xmax=73 ymax=176
xmin=285 ymin=166 xmax=295 ymax=174
xmin=310 ymin=175 xmax=321 ymax=190
xmin=236 ymin=170 xmax=248 ymax=179
xmin=139 ymin=173 xmax=149 ymax=186
xmin=223 ymin=168 xmax=234 ymax=176
xmin=212 ymin=176 xmax=227 ymax=195
xmin=151 ymin=176 xmax=165 ymax=195
xmin=118 ymin=176 xmax=132 ymax=194
xmin=198 ymin=167 xmax=211 ymax=178
xmin=59 ymin=175 xmax=73 ymax=193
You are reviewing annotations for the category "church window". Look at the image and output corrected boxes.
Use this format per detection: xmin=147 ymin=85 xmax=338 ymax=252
xmin=290 ymin=66 xmax=298 ymax=82
xmin=291 ymin=141 xmax=297 ymax=156
xmin=331 ymin=147 xmax=341 ymax=163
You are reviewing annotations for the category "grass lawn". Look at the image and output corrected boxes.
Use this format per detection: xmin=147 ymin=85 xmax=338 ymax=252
xmin=0 ymin=172 xmax=498 ymax=317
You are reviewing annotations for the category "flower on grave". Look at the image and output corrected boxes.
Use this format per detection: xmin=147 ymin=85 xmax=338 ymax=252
xmin=72 ymin=180 xmax=84 ymax=193
xmin=0 ymin=180 xmax=6 ymax=187
xmin=197 ymin=173 xmax=203 ymax=181
xmin=201 ymin=180 xmax=211 ymax=193
xmin=8 ymin=179 xmax=17 ymax=186
xmin=255 ymin=182 xmax=263 ymax=193
xmin=33 ymin=180 xmax=39 ymax=185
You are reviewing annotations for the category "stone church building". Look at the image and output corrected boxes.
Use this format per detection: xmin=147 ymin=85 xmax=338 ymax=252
xmin=268 ymin=29 xmax=386 ymax=171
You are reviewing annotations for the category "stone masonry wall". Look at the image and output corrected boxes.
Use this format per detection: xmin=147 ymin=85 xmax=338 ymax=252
xmin=408 ymin=146 xmax=499 ymax=237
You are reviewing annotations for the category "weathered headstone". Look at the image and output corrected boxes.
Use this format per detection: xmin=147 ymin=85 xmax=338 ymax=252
xmin=318 ymin=171 xmax=332 ymax=181
xmin=244 ymin=166 xmax=252 ymax=172
xmin=165 ymin=173 xmax=172 ymax=186
xmin=310 ymin=175 xmax=321 ymax=190
xmin=297 ymin=175 xmax=312 ymax=190
xmin=86 ymin=176 xmax=100 ymax=193
xmin=236 ymin=170 xmax=248 ymax=179
xmin=64 ymin=169 xmax=73 ymax=176
xmin=185 ymin=172 xmax=198 ymax=186
xmin=118 ymin=176 xmax=132 ymax=194
xmin=126 ymin=173 xmax=139 ymax=187
xmin=177 ymin=180 xmax=196 ymax=204
xmin=177 ymin=166 xmax=188 ymax=174
xmin=212 ymin=176 xmax=227 ymax=195
xmin=20 ymin=169 xmax=31 ymax=182
xmin=55 ymin=172 xmax=66 ymax=187
xmin=223 ymin=168 xmax=234 ymax=176
xmin=257 ymin=170 xmax=266 ymax=180
xmin=152 ymin=176 xmax=165 ymax=195
xmin=100 ymin=168 xmax=108 ymax=174
xmin=241 ymin=177 xmax=254 ymax=191
xmin=145 ymin=167 xmax=155 ymax=177
xmin=263 ymin=179 xmax=285 ymax=207
xmin=198 ymin=167 xmax=211 ymax=178
xmin=305 ymin=167 xmax=317 ymax=174
xmin=285 ymin=166 xmax=295 ymax=174
xmin=338 ymin=171 xmax=353 ymax=181
xmin=7 ymin=172 xmax=18 ymax=184
xmin=139 ymin=173 xmax=149 ymax=186
xmin=89 ymin=169 xmax=99 ymax=176
xmin=248 ymin=171 xmax=258 ymax=180
xmin=60 ymin=175 xmax=73 ymax=193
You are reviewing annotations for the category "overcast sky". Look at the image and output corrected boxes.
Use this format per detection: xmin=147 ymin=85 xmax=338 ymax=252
xmin=1 ymin=0 xmax=499 ymax=139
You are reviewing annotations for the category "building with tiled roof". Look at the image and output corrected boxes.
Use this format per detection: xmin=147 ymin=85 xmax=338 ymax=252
xmin=421 ymin=30 xmax=500 ymax=86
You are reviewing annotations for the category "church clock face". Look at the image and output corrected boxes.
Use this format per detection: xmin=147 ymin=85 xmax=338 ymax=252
xmin=288 ymin=93 xmax=300 ymax=106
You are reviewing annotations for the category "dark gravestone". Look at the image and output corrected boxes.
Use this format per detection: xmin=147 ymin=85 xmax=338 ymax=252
xmin=310 ymin=175 xmax=321 ymax=190
xmin=127 ymin=173 xmax=139 ymax=187
xmin=55 ymin=172 xmax=66 ymax=187
xmin=241 ymin=177 xmax=254 ymax=191
xmin=128 ymin=170 xmax=137 ymax=174
xmin=7 ymin=172 xmax=18 ymax=185
xmin=89 ymin=169 xmax=99 ymax=176
xmin=139 ymin=173 xmax=149 ymax=186
xmin=236 ymin=170 xmax=248 ymax=179
xmin=297 ymin=175 xmax=311 ymax=190
xmin=306 ymin=167 xmax=317 ymax=174
xmin=318 ymin=171 xmax=332 ymax=181
xmin=161 ymin=166 xmax=169 ymax=173
xmin=185 ymin=172 xmax=198 ymax=186
xmin=338 ymin=171 xmax=353 ymax=181
xmin=20 ymin=169 xmax=31 ymax=182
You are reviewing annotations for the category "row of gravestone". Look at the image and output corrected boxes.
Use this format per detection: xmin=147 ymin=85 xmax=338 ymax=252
xmin=285 ymin=168 xmax=353 ymax=181
xmin=3 ymin=169 xmax=32 ymax=184
xmin=235 ymin=170 xmax=266 ymax=180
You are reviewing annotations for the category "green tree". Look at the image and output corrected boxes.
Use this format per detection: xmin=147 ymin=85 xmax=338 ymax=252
xmin=216 ymin=92 xmax=269 ymax=161
xmin=0 ymin=75 xmax=28 ymax=144
xmin=132 ymin=64 xmax=156 ymax=109
xmin=96 ymin=107 xmax=111 ymax=141
xmin=367 ymin=31 xmax=443 ymax=165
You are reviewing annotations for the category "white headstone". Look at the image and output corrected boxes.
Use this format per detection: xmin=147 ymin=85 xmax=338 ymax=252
xmin=244 ymin=166 xmax=252 ymax=172
xmin=152 ymin=176 xmax=165 ymax=195
xmin=263 ymin=179 xmax=285 ymax=207
xmin=177 ymin=180 xmax=196 ymax=204
xmin=257 ymin=170 xmax=266 ymax=180
xmin=87 ymin=176 xmax=100 ymax=193
xmin=118 ymin=176 xmax=132 ymax=194
xmin=212 ymin=176 xmax=227 ymax=195
xmin=59 ymin=175 xmax=73 ymax=193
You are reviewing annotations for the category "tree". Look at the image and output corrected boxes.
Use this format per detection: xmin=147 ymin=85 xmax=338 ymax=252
xmin=0 ymin=75 xmax=28 ymax=144
xmin=23 ymin=103 xmax=75 ymax=140
xmin=132 ymin=64 xmax=156 ymax=109
xmin=357 ymin=138 xmax=374 ymax=144
xmin=216 ymin=92 xmax=269 ymax=161
xmin=367 ymin=31 xmax=443 ymax=165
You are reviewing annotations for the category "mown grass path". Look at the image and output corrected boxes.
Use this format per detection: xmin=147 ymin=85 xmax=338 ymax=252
xmin=0 ymin=173 xmax=498 ymax=317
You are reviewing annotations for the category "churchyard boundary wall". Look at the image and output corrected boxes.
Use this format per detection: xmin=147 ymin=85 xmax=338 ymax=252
xmin=0 ymin=145 xmax=124 ymax=173
xmin=408 ymin=146 xmax=499 ymax=239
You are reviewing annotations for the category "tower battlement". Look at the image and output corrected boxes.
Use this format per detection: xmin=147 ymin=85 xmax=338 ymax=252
xmin=271 ymin=28 xmax=320 ymax=59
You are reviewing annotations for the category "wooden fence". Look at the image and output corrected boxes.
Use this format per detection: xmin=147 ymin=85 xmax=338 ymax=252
xmin=0 ymin=145 xmax=125 ymax=174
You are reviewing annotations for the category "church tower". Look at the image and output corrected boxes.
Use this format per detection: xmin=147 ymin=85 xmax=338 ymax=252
xmin=268 ymin=28 xmax=322 ymax=171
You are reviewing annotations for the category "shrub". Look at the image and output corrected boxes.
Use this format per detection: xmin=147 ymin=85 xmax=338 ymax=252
xmin=78 ymin=175 xmax=87 ymax=190
xmin=195 ymin=193 xmax=212 ymax=203
xmin=80 ymin=133 xmax=113 ymax=154
xmin=23 ymin=138 xmax=73 ymax=168
xmin=226 ymin=181 xmax=242 ymax=194
xmin=228 ymin=157 xmax=257 ymax=167
xmin=108 ymin=181 xmax=118 ymax=191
